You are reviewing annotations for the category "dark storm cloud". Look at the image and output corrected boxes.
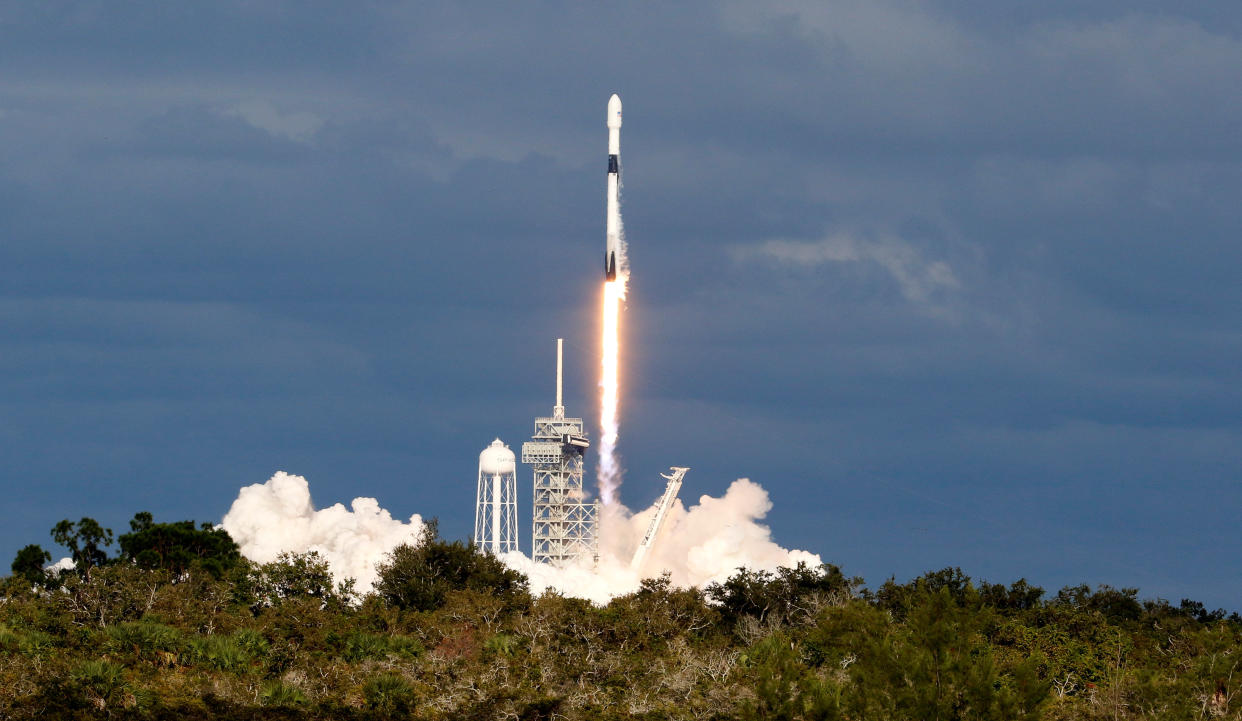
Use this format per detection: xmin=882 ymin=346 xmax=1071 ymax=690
xmin=0 ymin=0 xmax=1238 ymax=607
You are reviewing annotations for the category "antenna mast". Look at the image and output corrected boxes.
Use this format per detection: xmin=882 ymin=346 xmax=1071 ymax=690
xmin=554 ymin=338 xmax=565 ymax=420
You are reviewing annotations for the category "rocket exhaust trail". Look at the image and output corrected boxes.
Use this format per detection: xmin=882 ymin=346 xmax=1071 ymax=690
xmin=599 ymin=94 xmax=625 ymax=505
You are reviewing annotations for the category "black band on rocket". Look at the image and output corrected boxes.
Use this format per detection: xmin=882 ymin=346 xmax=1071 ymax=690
xmin=608 ymin=155 xmax=618 ymax=174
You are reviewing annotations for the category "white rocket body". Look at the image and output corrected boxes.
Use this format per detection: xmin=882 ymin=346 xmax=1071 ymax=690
xmin=605 ymin=94 xmax=622 ymax=281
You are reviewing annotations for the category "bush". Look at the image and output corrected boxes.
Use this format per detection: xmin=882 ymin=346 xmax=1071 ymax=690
xmin=386 ymin=634 xmax=424 ymax=659
xmin=374 ymin=521 xmax=529 ymax=613
xmin=106 ymin=620 xmax=183 ymax=663
xmin=0 ymin=625 xmax=57 ymax=657
xmin=232 ymin=627 xmax=270 ymax=657
xmin=71 ymin=659 xmax=129 ymax=708
xmin=186 ymin=634 xmax=251 ymax=673
xmin=363 ymin=673 xmax=417 ymax=714
xmin=483 ymin=632 xmax=520 ymax=657
xmin=334 ymin=631 xmax=423 ymax=662
xmin=0 ymin=625 xmax=20 ymax=653
xmin=261 ymin=681 xmax=310 ymax=708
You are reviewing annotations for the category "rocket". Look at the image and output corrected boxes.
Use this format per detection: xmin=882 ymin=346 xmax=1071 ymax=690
xmin=605 ymin=94 xmax=622 ymax=281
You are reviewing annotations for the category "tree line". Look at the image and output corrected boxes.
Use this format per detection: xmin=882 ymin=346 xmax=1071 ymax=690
xmin=2 ymin=513 xmax=1239 ymax=720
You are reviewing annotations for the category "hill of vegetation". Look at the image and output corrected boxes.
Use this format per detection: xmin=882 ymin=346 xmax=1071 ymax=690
xmin=2 ymin=513 xmax=1238 ymax=720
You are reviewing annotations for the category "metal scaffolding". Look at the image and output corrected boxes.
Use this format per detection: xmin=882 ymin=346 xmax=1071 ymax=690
xmin=474 ymin=439 xmax=519 ymax=555
xmin=630 ymin=467 xmax=689 ymax=573
xmin=522 ymin=339 xmax=598 ymax=566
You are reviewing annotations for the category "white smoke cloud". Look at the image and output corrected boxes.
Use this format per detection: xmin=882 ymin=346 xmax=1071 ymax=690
xmin=45 ymin=557 xmax=75 ymax=573
xmin=221 ymin=471 xmax=425 ymax=593
xmin=221 ymin=472 xmax=819 ymax=604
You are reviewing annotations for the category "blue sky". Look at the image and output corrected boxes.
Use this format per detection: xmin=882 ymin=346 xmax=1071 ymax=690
xmin=2 ymin=1 xmax=1239 ymax=608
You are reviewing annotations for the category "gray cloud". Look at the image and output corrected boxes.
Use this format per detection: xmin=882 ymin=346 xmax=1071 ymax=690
xmin=0 ymin=0 xmax=1238 ymax=607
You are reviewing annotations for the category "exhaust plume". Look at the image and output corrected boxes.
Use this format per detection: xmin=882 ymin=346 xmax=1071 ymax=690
xmin=221 ymin=471 xmax=818 ymax=604
xmin=598 ymin=271 xmax=626 ymax=505
xmin=221 ymin=471 xmax=425 ymax=593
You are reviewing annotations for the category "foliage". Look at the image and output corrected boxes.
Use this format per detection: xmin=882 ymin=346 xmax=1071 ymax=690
xmin=362 ymin=673 xmax=416 ymax=714
xmin=70 ymin=659 xmax=133 ymax=710
xmin=332 ymin=630 xmax=423 ymax=662
xmin=185 ymin=631 xmax=266 ymax=673
xmin=106 ymin=620 xmax=183 ymax=664
xmin=706 ymin=562 xmax=861 ymax=627
xmin=10 ymin=544 xmax=52 ymax=587
xmin=117 ymin=511 xmax=242 ymax=576
xmin=260 ymin=681 xmax=310 ymax=708
xmin=251 ymin=550 xmax=355 ymax=609
xmin=374 ymin=521 xmax=530 ymax=612
xmin=4 ymin=513 xmax=1241 ymax=720
xmin=50 ymin=517 xmax=113 ymax=581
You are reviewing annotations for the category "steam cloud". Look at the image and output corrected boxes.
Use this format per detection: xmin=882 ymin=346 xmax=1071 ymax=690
xmin=221 ymin=472 xmax=425 ymax=593
xmin=222 ymin=472 xmax=819 ymax=604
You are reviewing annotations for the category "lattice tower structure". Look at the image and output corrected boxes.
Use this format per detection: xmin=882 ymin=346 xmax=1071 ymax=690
xmin=474 ymin=439 xmax=519 ymax=554
xmin=522 ymin=339 xmax=598 ymax=566
xmin=630 ymin=467 xmax=689 ymax=573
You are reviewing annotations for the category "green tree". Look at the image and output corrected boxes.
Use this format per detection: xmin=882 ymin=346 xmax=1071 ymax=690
xmin=10 ymin=544 xmax=52 ymax=586
xmin=706 ymin=562 xmax=861 ymax=626
xmin=251 ymin=550 xmax=353 ymax=609
xmin=1052 ymin=584 xmax=1143 ymax=624
xmin=871 ymin=567 xmax=979 ymax=619
xmin=979 ymin=578 xmax=1044 ymax=612
xmin=51 ymin=517 xmax=113 ymax=581
xmin=747 ymin=633 xmax=844 ymax=721
xmin=850 ymin=587 xmax=1047 ymax=720
xmin=116 ymin=512 xmax=241 ymax=576
xmin=374 ymin=521 xmax=529 ymax=612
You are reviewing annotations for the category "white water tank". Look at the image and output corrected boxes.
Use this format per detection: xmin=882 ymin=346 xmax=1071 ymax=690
xmin=479 ymin=438 xmax=516 ymax=475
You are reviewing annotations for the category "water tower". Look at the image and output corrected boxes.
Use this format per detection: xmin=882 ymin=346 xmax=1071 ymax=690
xmin=475 ymin=439 xmax=519 ymax=554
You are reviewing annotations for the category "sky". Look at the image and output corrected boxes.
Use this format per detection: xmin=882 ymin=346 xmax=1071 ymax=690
xmin=1 ymin=1 xmax=1239 ymax=609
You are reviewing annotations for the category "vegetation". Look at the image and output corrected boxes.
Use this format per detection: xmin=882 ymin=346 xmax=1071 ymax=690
xmin=1 ymin=513 xmax=1238 ymax=719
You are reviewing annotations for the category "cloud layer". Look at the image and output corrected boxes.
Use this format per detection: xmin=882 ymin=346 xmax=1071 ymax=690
xmin=1 ymin=1 xmax=1239 ymax=608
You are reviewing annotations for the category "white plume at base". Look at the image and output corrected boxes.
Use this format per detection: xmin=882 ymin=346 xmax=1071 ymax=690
xmin=221 ymin=471 xmax=425 ymax=593
xmin=220 ymin=472 xmax=819 ymax=603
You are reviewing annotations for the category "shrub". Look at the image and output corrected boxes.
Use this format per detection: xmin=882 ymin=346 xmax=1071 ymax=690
xmin=374 ymin=522 xmax=529 ymax=612
xmin=341 ymin=631 xmax=388 ymax=662
xmin=232 ymin=627 xmax=270 ymax=657
xmin=261 ymin=681 xmax=310 ymax=707
xmin=484 ymin=632 xmax=520 ymax=657
xmin=71 ymin=660 xmax=129 ymax=707
xmin=386 ymin=634 xmax=424 ymax=659
xmin=0 ymin=625 xmax=20 ymax=653
xmin=363 ymin=674 xmax=416 ymax=714
xmin=18 ymin=629 xmax=56 ymax=657
xmin=186 ymin=634 xmax=250 ymax=672
xmin=336 ymin=631 xmax=423 ymax=662
xmin=106 ymin=621 xmax=183 ymax=663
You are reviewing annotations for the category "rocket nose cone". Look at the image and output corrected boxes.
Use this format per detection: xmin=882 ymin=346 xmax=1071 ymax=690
xmin=607 ymin=94 xmax=622 ymax=128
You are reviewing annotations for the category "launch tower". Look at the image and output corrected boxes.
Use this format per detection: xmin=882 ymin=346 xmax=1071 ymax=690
xmin=522 ymin=339 xmax=598 ymax=565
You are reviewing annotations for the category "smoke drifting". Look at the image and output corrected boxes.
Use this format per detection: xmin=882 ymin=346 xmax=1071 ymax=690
xmin=222 ymin=472 xmax=819 ymax=604
xmin=221 ymin=472 xmax=425 ymax=593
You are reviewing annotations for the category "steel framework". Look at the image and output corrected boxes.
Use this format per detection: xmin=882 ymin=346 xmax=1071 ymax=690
xmin=631 ymin=467 xmax=689 ymax=572
xmin=474 ymin=439 xmax=519 ymax=555
xmin=522 ymin=339 xmax=598 ymax=566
